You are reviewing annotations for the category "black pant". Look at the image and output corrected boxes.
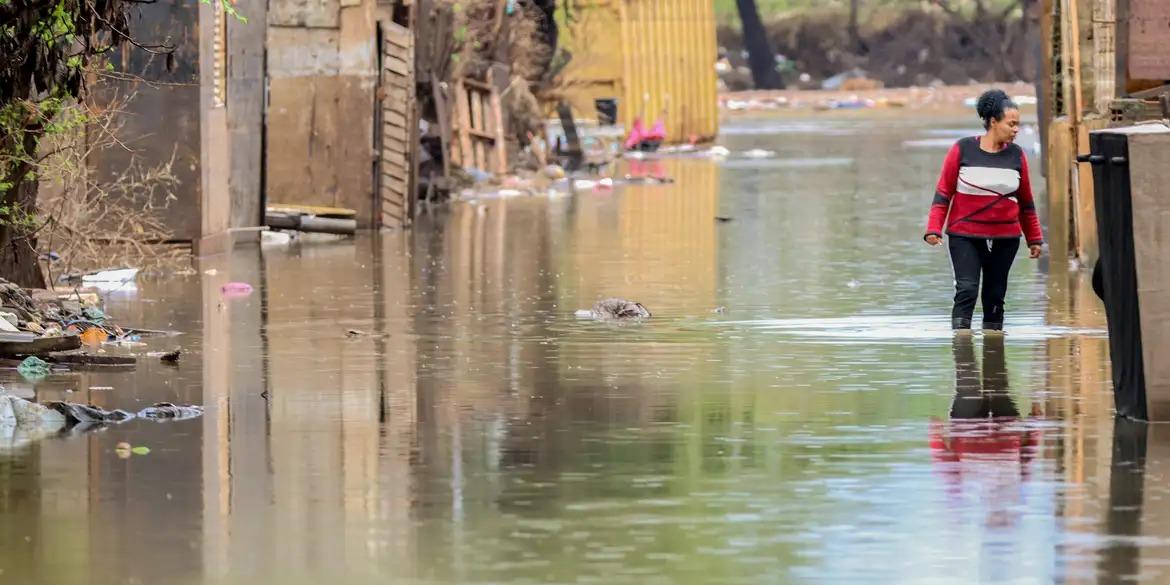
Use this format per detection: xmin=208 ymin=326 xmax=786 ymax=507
xmin=948 ymin=235 xmax=1019 ymax=329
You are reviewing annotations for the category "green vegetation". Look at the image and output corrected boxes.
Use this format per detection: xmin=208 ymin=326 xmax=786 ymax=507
xmin=0 ymin=0 xmax=242 ymax=286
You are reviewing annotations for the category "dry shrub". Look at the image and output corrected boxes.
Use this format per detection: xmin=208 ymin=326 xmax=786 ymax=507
xmin=35 ymin=87 xmax=185 ymax=283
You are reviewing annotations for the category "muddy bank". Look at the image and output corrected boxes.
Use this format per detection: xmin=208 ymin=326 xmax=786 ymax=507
xmin=716 ymin=6 xmax=1038 ymax=90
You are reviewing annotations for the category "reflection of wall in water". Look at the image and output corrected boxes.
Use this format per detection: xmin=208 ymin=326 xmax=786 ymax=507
xmin=87 ymin=1 xmax=202 ymax=240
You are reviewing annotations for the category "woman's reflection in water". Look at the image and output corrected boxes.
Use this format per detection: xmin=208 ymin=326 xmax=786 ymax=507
xmin=930 ymin=334 xmax=1044 ymax=533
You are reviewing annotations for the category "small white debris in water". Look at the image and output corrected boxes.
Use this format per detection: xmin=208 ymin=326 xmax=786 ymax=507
xmin=574 ymin=310 xmax=594 ymax=319
xmin=712 ymin=306 xmax=727 ymax=314
xmin=846 ymin=280 xmax=862 ymax=289
xmin=707 ymin=146 xmax=731 ymax=158
xmin=742 ymin=149 xmax=775 ymax=159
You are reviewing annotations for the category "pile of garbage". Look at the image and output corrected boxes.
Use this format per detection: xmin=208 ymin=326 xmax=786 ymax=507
xmin=0 ymin=277 xmax=138 ymax=356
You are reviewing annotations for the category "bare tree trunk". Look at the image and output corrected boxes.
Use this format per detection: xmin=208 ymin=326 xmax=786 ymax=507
xmin=848 ymin=0 xmax=868 ymax=54
xmin=0 ymin=183 xmax=46 ymax=289
xmin=735 ymin=0 xmax=783 ymax=89
xmin=0 ymin=102 xmax=47 ymax=289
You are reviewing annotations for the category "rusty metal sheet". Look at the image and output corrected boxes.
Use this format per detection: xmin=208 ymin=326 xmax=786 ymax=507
xmin=1129 ymin=0 xmax=1170 ymax=80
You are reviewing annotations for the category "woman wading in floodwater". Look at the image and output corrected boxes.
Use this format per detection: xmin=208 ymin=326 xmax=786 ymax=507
xmin=924 ymin=89 xmax=1044 ymax=331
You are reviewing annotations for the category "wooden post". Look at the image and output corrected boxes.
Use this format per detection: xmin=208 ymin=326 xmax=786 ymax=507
xmin=487 ymin=69 xmax=507 ymax=174
xmin=1039 ymin=0 xmax=1056 ymax=176
xmin=1066 ymin=0 xmax=1100 ymax=263
xmin=470 ymin=88 xmax=486 ymax=170
xmin=1068 ymin=0 xmax=1085 ymax=124
xmin=433 ymin=82 xmax=452 ymax=178
xmin=455 ymin=79 xmax=473 ymax=169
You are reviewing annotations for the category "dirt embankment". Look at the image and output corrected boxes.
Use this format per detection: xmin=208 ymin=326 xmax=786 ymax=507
xmin=716 ymin=6 xmax=1039 ymax=91
xmin=720 ymin=82 xmax=1038 ymax=118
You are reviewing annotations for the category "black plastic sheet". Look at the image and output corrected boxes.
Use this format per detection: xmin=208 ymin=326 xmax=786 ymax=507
xmin=1090 ymin=131 xmax=1148 ymax=420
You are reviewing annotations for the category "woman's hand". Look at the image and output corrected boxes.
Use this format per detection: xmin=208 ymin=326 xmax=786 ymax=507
xmin=1029 ymin=244 xmax=1043 ymax=259
xmin=925 ymin=234 xmax=942 ymax=246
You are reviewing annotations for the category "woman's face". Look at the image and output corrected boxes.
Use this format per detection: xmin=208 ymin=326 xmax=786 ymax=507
xmin=989 ymin=108 xmax=1020 ymax=144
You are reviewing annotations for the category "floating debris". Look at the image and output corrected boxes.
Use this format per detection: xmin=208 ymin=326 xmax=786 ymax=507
xmin=45 ymin=401 xmax=135 ymax=424
xmin=221 ymin=282 xmax=254 ymax=298
xmin=741 ymin=149 xmax=776 ymax=159
xmin=346 ymin=329 xmax=388 ymax=339
xmin=578 ymin=298 xmax=652 ymax=321
xmin=715 ymin=216 xmax=734 ymax=223
xmin=79 ymin=268 xmax=139 ymax=284
xmin=159 ymin=349 xmax=181 ymax=363
xmin=2 ymin=395 xmax=66 ymax=426
xmin=138 ymin=402 xmax=204 ymax=421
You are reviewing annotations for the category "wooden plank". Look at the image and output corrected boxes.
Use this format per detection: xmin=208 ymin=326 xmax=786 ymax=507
xmin=267 ymin=203 xmax=357 ymax=217
xmin=380 ymin=177 xmax=407 ymax=196
xmin=1074 ymin=117 xmax=1108 ymax=262
xmin=381 ymin=150 xmax=407 ymax=169
xmin=456 ymin=80 xmax=474 ymax=169
xmin=381 ymin=87 xmax=410 ymax=104
xmin=488 ymin=69 xmax=507 ymax=174
xmin=1039 ymin=0 xmax=1056 ymax=174
xmin=433 ymin=82 xmax=452 ymax=176
xmin=462 ymin=78 xmax=491 ymax=92
xmin=0 ymin=333 xmax=82 ymax=356
xmin=381 ymin=193 xmax=406 ymax=209
xmin=384 ymin=22 xmax=412 ymax=48
xmin=381 ymin=134 xmax=407 ymax=154
xmin=1048 ymin=117 xmax=1074 ymax=259
xmin=1068 ymin=0 xmax=1085 ymax=123
xmin=383 ymin=110 xmax=407 ymax=129
xmin=384 ymin=58 xmax=410 ymax=77
xmin=383 ymin=130 xmax=407 ymax=148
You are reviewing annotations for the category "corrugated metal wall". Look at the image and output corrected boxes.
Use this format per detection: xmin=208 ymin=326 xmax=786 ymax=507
xmin=559 ymin=0 xmax=718 ymax=144
xmin=618 ymin=0 xmax=718 ymax=143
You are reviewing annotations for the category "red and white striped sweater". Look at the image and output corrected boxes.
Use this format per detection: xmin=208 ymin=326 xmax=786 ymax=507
xmin=925 ymin=136 xmax=1044 ymax=246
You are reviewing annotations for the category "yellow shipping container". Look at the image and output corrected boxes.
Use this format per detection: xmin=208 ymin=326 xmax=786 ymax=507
xmin=556 ymin=0 xmax=719 ymax=144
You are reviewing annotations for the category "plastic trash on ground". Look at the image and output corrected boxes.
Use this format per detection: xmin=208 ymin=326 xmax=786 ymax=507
xmin=81 ymin=268 xmax=139 ymax=283
xmin=17 ymin=356 xmax=52 ymax=379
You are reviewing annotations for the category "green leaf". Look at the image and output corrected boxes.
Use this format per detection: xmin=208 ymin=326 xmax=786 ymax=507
xmin=131 ymin=446 xmax=151 ymax=455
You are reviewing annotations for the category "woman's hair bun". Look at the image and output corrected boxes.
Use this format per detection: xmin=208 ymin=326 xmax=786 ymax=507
xmin=976 ymin=89 xmax=1017 ymax=129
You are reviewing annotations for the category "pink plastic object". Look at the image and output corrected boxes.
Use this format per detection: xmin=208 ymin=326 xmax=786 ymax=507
xmin=221 ymin=282 xmax=254 ymax=298
xmin=646 ymin=119 xmax=666 ymax=141
xmin=624 ymin=117 xmax=646 ymax=151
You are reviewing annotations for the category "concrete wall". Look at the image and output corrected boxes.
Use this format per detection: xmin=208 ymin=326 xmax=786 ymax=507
xmin=227 ymin=0 xmax=269 ymax=230
xmin=1126 ymin=130 xmax=1170 ymax=420
xmin=266 ymin=0 xmax=382 ymax=228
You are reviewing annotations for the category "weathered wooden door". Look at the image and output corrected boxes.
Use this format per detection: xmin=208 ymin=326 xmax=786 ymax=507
xmin=378 ymin=22 xmax=415 ymax=228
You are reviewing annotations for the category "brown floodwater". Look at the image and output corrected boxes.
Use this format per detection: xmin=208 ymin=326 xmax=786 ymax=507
xmin=0 ymin=116 xmax=1150 ymax=585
